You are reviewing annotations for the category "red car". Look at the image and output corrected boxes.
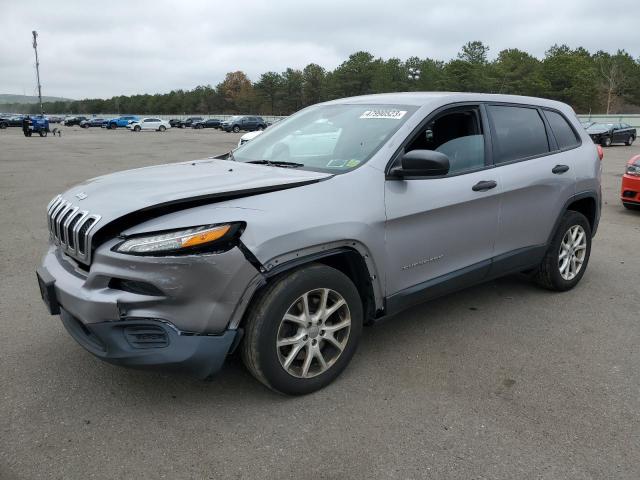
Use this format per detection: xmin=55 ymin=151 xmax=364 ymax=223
xmin=622 ymin=154 xmax=640 ymax=210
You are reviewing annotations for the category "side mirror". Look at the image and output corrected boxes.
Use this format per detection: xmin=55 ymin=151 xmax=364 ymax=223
xmin=391 ymin=150 xmax=450 ymax=178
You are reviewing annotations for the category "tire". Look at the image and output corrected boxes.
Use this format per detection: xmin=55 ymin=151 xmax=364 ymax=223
xmin=534 ymin=211 xmax=591 ymax=291
xmin=109 ymin=123 xmax=117 ymax=130
xmin=159 ymin=125 xmax=166 ymax=132
xmin=232 ymin=125 xmax=240 ymax=133
xmin=623 ymin=202 xmax=640 ymax=211
xmin=241 ymin=263 xmax=363 ymax=395
xmin=601 ymin=136 xmax=612 ymax=147
xmin=258 ymin=126 xmax=264 ymax=131
xmin=626 ymin=135 xmax=635 ymax=146
xmin=0 ymin=122 xmax=7 ymax=129
xmin=133 ymin=125 xmax=141 ymax=132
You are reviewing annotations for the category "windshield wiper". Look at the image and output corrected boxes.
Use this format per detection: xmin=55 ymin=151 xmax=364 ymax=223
xmin=247 ymin=160 xmax=304 ymax=168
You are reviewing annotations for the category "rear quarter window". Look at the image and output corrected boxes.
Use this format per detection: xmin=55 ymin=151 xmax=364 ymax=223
xmin=488 ymin=105 xmax=549 ymax=163
xmin=543 ymin=110 xmax=580 ymax=150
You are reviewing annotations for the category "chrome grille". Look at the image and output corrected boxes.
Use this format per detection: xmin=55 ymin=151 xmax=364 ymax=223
xmin=47 ymin=195 xmax=101 ymax=264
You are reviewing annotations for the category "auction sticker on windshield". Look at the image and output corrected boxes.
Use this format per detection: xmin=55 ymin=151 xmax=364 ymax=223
xmin=360 ymin=110 xmax=407 ymax=120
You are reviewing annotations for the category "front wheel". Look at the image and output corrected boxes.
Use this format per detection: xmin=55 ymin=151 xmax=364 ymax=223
xmin=110 ymin=123 xmax=117 ymax=130
xmin=534 ymin=211 xmax=591 ymax=291
xmin=241 ymin=263 xmax=362 ymax=395
xmin=133 ymin=125 xmax=141 ymax=132
xmin=626 ymin=135 xmax=635 ymax=146
xmin=601 ymin=136 xmax=612 ymax=147
xmin=232 ymin=125 xmax=240 ymax=133
xmin=159 ymin=125 xmax=166 ymax=132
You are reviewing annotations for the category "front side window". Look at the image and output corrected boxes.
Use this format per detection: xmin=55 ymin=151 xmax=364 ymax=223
xmin=404 ymin=106 xmax=485 ymax=175
xmin=233 ymin=104 xmax=417 ymax=173
xmin=488 ymin=105 xmax=549 ymax=163
xmin=543 ymin=110 xmax=580 ymax=150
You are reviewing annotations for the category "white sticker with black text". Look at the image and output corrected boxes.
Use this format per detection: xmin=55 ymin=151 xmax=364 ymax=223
xmin=360 ymin=110 xmax=407 ymax=120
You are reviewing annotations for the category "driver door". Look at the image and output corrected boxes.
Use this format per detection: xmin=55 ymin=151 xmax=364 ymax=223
xmin=384 ymin=104 xmax=500 ymax=307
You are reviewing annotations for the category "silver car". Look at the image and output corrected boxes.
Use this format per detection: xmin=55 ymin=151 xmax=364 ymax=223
xmin=37 ymin=93 xmax=601 ymax=395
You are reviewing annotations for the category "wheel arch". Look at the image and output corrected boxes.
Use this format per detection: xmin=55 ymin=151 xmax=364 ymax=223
xmin=229 ymin=242 xmax=384 ymax=330
xmin=547 ymin=191 xmax=600 ymax=244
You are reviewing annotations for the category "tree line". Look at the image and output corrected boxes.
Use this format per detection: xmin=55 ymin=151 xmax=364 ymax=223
xmin=6 ymin=42 xmax=640 ymax=116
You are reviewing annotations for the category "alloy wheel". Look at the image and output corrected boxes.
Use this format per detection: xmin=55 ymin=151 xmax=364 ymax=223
xmin=558 ymin=225 xmax=587 ymax=281
xmin=276 ymin=288 xmax=351 ymax=378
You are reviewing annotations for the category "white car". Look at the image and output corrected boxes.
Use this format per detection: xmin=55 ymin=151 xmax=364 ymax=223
xmin=127 ymin=118 xmax=171 ymax=132
xmin=237 ymin=130 xmax=263 ymax=147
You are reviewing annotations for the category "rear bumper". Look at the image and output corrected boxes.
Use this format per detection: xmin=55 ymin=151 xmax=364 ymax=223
xmin=60 ymin=308 xmax=237 ymax=378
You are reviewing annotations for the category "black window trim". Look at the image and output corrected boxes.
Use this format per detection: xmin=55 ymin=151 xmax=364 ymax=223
xmin=384 ymin=101 xmax=496 ymax=180
xmin=541 ymin=107 xmax=583 ymax=153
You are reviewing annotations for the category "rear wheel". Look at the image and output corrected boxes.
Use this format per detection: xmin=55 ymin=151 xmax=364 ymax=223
xmin=0 ymin=122 xmax=7 ymax=129
xmin=626 ymin=135 xmax=635 ymax=146
xmin=232 ymin=125 xmax=240 ymax=133
xmin=242 ymin=263 xmax=362 ymax=395
xmin=535 ymin=211 xmax=591 ymax=291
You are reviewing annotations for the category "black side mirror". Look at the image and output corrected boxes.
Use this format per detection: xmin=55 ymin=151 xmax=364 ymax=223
xmin=391 ymin=150 xmax=450 ymax=178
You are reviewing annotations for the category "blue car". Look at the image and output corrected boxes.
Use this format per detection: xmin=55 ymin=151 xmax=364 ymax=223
xmin=102 ymin=115 xmax=139 ymax=129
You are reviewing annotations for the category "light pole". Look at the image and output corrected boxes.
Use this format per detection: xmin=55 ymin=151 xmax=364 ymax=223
xmin=32 ymin=30 xmax=43 ymax=115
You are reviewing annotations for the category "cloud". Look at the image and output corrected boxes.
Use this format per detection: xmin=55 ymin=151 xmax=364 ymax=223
xmin=1 ymin=0 xmax=638 ymax=99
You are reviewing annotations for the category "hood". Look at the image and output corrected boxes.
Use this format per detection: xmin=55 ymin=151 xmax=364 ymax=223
xmin=586 ymin=126 xmax=609 ymax=134
xmin=59 ymin=158 xmax=332 ymax=233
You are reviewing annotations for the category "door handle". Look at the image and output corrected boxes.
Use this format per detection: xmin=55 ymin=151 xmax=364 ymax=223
xmin=552 ymin=164 xmax=570 ymax=174
xmin=472 ymin=180 xmax=497 ymax=192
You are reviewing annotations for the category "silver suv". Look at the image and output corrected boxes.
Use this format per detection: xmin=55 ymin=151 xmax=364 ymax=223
xmin=37 ymin=93 xmax=601 ymax=395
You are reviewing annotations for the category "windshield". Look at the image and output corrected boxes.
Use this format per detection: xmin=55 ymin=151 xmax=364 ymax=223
xmin=589 ymin=123 xmax=614 ymax=130
xmin=232 ymin=104 xmax=417 ymax=173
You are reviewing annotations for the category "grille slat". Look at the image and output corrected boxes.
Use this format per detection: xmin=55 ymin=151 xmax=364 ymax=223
xmin=46 ymin=196 xmax=101 ymax=264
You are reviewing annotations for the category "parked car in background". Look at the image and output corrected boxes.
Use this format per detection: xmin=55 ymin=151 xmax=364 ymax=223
xmin=126 ymin=117 xmax=171 ymax=132
xmin=63 ymin=116 xmax=88 ymax=127
xmin=169 ymin=119 xmax=182 ymax=128
xmin=37 ymin=93 xmax=601 ymax=395
xmin=180 ymin=117 xmax=204 ymax=128
xmin=586 ymin=122 xmax=636 ymax=147
xmin=221 ymin=115 xmax=268 ymax=133
xmin=47 ymin=115 xmax=64 ymax=124
xmin=237 ymin=130 xmax=263 ymax=147
xmin=103 ymin=116 xmax=139 ymax=129
xmin=80 ymin=118 xmax=106 ymax=128
xmin=4 ymin=115 xmax=27 ymax=127
xmin=192 ymin=118 xmax=222 ymax=129
xmin=621 ymin=154 xmax=640 ymax=210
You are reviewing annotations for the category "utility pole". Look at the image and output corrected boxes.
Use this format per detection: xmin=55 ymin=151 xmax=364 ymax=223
xmin=32 ymin=30 xmax=43 ymax=115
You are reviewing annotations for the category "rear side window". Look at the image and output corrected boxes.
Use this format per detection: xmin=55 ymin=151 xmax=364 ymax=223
xmin=543 ymin=110 xmax=580 ymax=150
xmin=488 ymin=105 xmax=549 ymax=163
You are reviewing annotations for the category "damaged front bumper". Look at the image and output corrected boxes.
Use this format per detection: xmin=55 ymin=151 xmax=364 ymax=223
xmin=37 ymin=238 xmax=263 ymax=378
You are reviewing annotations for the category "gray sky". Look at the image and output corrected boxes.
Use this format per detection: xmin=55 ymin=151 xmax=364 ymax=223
xmin=1 ymin=0 xmax=638 ymax=100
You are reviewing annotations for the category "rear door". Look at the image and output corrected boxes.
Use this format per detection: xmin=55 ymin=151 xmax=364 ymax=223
xmin=384 ymin=104 xmax=500 ymax=299
xmin=487 ymin=104 xmax=577 ymax=266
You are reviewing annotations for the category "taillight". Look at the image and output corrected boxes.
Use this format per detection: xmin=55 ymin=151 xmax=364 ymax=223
xmin=596 ymin=145 xmax=604 ymax=161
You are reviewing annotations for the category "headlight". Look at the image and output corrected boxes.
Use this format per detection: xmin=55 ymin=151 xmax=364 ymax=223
xmin=114 ymin=223 xmax=243 ymax=255
xmin=626 ymin=164 xmax=640 ymax=176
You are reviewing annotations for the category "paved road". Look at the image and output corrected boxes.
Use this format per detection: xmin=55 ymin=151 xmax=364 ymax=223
xmin=1 ymin=126 xmax=639 ymax=479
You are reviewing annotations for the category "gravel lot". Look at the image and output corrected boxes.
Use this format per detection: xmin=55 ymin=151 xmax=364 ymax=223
xmin=1 ymin=125 xmax=639 ymax=479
